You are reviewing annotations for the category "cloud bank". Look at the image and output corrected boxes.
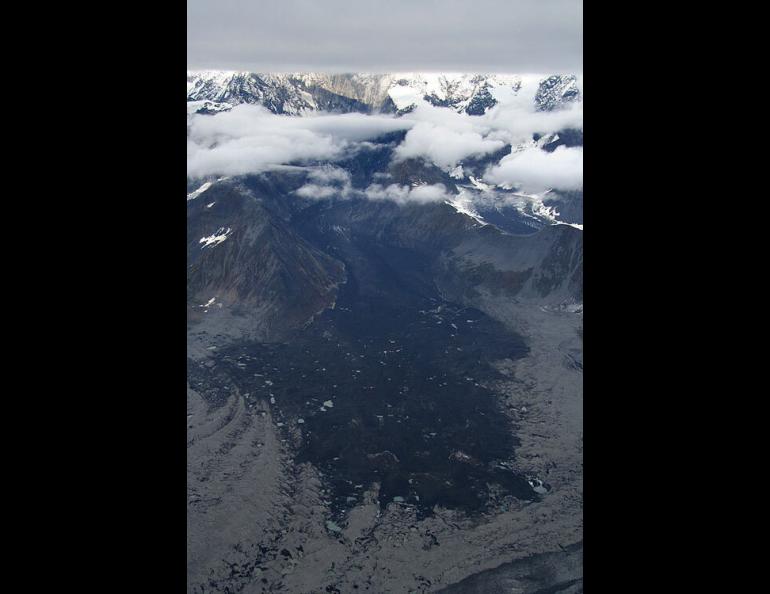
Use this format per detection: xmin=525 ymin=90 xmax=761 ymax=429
xmin=484 ymin=146 xmax=583 ymax=192
xmin=187 ymin=95 xmax=583 ymax=198
xmin=187 ymin=105 xmax=412 ymax=178
xmin=393 ymin=104 xmax=505 ymax=168
xmin=391 ymin=100 xmax=583 ymax=171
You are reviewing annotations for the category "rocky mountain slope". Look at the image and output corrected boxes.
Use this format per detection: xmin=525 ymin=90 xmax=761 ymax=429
xmin=187 ymin=148 xmax=581 ymax=343
xmin=188 ymin=175 xmax=345 ymax=342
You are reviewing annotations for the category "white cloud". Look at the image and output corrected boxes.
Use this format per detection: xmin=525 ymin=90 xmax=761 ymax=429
xmin=187 ymin=104 xmax=412 ymax=178
xmin=482 ymin=101 xmax=583 ymax=146
xmin=295 ymin=166 xmax=354 ymax=199
xmin=306 ymin=166 xmax=352 ymax=184
xmin=394 ymin=122 xmax=504 ymax=169
xmin=483 ymin=145 xmax=583 ymax=193
xmin=392 ymin=99 xmax=582 ymax=169
xmin=187 ymin=95 xmax=583 ymax=203
xmin=393 ymin=103 xmax=501 ymax=167
xmin=363 ymin=183 xmax=451 ymax=205
xmin=295 ymin=184 xmax=341 ymax=198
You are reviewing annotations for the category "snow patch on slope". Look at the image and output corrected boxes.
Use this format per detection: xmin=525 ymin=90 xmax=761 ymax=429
xmin=445 ymin=190 xmax=487 ymax=226
xmin=199 ymin=227 xmax=231 ymax=248
xmin=387 ymin=85 xmax=424 ymax=110
xmin=187 ymin=182 xmax=212 ymax=201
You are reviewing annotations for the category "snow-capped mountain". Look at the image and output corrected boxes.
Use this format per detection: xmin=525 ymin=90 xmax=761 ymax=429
xmin=533 ymin=75 xmax=582 ymax=111
xmin=186 ymin=71 xmax=581 ymax=116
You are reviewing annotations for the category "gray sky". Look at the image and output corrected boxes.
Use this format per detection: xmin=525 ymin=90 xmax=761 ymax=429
xmin=187 ymin=0 xmax=582 ymax=74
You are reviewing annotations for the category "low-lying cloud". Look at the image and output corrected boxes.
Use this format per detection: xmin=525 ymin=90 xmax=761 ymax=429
xmin=187 ymin=105 xmax=411 ymax=178
xmin=391 ymin=99 xmax=583 ymax=170
xmin=363 ymin=183 xmax=451 ymax=205
xmin=293 ymin=166 xmax=452 ymax=204
xmin=484 ymin=145 xmax=583 ymax=192
xmin=187 ymin=95 xmax=583 ymax=198
xmin=295 ymin=166 xmax=354 ymax=198
xmin=394 ymin=120 xmax=505 ymax=169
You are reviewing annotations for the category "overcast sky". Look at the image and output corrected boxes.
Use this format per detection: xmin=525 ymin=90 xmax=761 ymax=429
xmin=187 ymin=0 xmax=582 ymax=74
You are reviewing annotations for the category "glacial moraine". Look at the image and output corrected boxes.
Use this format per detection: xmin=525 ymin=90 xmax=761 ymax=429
xmin=196 ymin=274 xmax=537 ymax=522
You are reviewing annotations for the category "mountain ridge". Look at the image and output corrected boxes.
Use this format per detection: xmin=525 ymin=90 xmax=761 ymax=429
xmin=187 ymin=71 xmax=582 ymax=115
